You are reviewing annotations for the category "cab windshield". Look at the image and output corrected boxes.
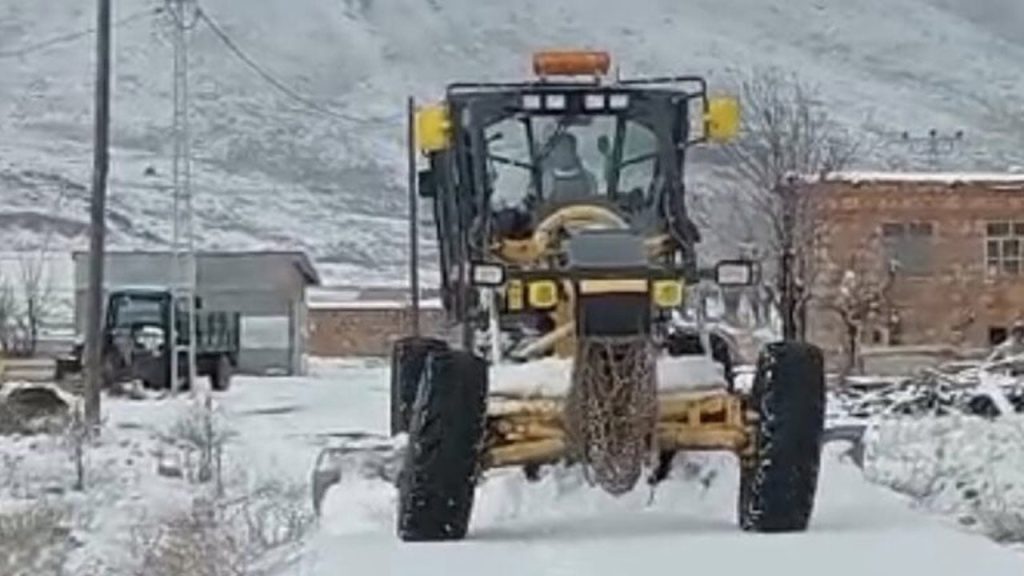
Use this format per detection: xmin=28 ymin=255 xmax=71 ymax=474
xmin=111 ymin=295 xmax=164 ymax=328
xmin=485 ymin=114 xmax=660 ymax=217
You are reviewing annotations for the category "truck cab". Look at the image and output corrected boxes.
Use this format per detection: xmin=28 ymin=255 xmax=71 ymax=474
xmin=57 ymin=287 xmax=239 ymax=392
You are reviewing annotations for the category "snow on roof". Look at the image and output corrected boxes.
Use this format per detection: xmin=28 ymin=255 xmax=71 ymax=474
xmin=816 ymin=171 xmax=1024 ymax=185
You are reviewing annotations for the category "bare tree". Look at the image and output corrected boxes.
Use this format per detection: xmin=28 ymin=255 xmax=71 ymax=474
xmin=721 ymin=68 xmax=859 ymax=340
xmin=0 ymin=272 xmax=18 ymax=355
xmin=824 ymin=246 xmax=898 ymax=378
xmin=16 ymin=254 xmax=56 ymax=357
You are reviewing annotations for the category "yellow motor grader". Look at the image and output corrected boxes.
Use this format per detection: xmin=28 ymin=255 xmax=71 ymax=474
xmin=315 ymin=51 xmax=825 ymax=541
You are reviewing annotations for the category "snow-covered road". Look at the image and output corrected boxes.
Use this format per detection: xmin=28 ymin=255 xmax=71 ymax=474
xmin=219 ymin=360 xmax=1024 ymax=576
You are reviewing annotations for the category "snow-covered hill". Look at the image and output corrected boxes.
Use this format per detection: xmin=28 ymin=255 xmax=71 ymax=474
xmin=2 ymin=0 xmax=1024 ymax=283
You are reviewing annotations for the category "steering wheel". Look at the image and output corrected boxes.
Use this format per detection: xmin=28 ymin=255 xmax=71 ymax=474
xmin=531 ymin=204 xmax=629 ymax=265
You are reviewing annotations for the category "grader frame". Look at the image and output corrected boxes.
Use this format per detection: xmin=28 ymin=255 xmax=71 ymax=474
xmin=485 ymin=391 xmax=754 ymax=470
xmin=331 ymin=50 xmax=826 ymax=541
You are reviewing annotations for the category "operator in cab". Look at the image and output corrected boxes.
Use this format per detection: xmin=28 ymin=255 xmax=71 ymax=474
xmin=542 ymin=132 xmax=598 ymax=203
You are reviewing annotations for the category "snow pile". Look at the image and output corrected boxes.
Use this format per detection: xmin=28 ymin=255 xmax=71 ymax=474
xmin=865 ymin=415 xmax=1024 ymax=545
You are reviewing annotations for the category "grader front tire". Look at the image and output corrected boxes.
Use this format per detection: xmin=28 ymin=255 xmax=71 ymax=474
xmin=390 ymin=337 xmax=448 ymax=436
xmin=397 ymin=350 xmax=488 ymax=542
xmin=739 ymin=341 xmax=825 ymax=533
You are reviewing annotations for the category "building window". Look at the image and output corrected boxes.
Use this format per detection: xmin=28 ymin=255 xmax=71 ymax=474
xmin=881 ymin=221 xmax=934 ymax=275
xmin=986 ymin=221 xmax=1024 ymax=276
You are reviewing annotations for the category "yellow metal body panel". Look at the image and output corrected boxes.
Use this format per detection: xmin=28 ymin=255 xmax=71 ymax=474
xmin=578 ymin=278 xmax=648 ymax=295
xmin=485 ymin=390 xmax=754 ymax=468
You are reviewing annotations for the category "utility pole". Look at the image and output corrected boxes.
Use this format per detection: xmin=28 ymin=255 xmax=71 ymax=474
xmin=168 ymin=0 xmax=200 ymax=394
xmin=84 ymin=0 xmax=112 ymax=427
xmin=406 ymin=97 xmax=421 ymax=337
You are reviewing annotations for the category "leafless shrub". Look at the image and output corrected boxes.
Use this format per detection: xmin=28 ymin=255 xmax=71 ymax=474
xmin=0 ymin=273 xmax=18 ymax=354
xmin=0 ymin=502 xmax=71 ymax=576
xmin=130 ymin=479 xmax=313 ymax=576
xmin=233 ymin=477 xmax=315 ymax=558
xmin=63 ymin=405 xmax=89 ymax=491
xmin=166 ymin=402 xmax=235 ymax=490
xmin=131 ymin=498 xmax=246 ymax=576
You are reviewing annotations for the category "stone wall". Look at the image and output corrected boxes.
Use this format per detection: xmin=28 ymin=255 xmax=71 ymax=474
xmin=308 ymin=306 xmax=446 ymax=357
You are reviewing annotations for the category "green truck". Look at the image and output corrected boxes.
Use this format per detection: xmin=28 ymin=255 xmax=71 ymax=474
xmin=56 ymin=287 xmax=239 ymax=391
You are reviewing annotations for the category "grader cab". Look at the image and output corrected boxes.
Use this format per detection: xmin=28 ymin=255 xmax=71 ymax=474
xmin=317 ymin=51 xmax=826 ymax=541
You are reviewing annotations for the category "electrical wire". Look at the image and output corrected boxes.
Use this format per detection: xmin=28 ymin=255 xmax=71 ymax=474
xmin=0 ymin=5 xmax=164 ymax=59
xmin=195 ymin=7 xmax=373 ymax=124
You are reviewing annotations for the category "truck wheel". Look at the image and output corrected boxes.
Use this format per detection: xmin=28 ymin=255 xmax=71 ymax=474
xmin=397 ymin=349 xmax=487 ymax=542
xmin=390 ymin=337 xmax=447 ymax=436
xmin=211 ymin=355 xmax=233 ymax=392
xmin=739 ymin=341 xmax=825 ymax=532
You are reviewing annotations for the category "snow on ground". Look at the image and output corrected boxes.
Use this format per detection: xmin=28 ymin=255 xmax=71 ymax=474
xmin=309 ymin=448 xmax=1024 ymax=576
xmin=3 ymin=359 xmax=1024 ymax=574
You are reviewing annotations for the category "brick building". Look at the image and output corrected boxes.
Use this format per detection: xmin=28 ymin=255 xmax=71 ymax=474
xmin=307 ymin=287 xmax=445 ymax=357
xmin=807 ymin=172 xmax=1024 ymax=358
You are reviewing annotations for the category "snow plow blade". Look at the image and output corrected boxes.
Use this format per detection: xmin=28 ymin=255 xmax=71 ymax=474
xmin=822 ymin=423 xmax=867 ymax=468
xmin=310 ymin=432 xmax=405 ymax=516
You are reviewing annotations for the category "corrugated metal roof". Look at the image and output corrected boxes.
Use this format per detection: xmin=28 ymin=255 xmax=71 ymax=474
xmin=71 ymin=250 xmax=321 ymax=285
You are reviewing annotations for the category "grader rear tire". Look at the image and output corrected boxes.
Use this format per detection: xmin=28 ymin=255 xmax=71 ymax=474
xmin=390 ymin=337 xmax=448 ymax=436
xmin=739 ymin=341 xmax=825 ymax=532
xmin=397 ymin=349 xmax=487 ymax=542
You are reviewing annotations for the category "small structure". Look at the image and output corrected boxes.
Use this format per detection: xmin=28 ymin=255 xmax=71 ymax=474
xmin=808 ymin=172 xmax=1024 ymax=360
xmin=72 ymin=251 xmax=320 ymax=375
xmin=307 ymin=287 xmax=445 ymax=357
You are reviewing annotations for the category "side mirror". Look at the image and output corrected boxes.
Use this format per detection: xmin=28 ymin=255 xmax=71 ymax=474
xmin=418 ymin=169 xmax=436 ymax=198
xmin=704 ymin=95 xmax=740 ymax=143
xmin=714 ymin=259 xmax=759 ymax=287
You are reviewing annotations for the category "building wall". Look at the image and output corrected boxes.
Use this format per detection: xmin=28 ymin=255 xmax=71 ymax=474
xmin=808 ymin=179 xmax=1024 ymax=359
xmin=71 ymin=252 xmax=316 ymax=374
xmin=308 ymin=306 xmax=446 ymax=357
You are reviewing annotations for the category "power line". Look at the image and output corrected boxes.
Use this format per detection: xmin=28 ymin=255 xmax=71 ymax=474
xmin=891 ymin=129 xmax=966 ymax=170
xmin=0 ymin=6 xmax=163 ymax=59
xmin=195 ymin=7 xmax=369 ymax=124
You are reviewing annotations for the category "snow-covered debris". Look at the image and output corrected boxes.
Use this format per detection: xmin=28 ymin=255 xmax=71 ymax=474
xmin=0 ymin=382 xmax=77 ymax=435
xmin=831 ymin=358 xmax=1024 ymax=422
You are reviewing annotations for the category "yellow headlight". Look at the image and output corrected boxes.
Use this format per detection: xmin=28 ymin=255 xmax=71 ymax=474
xmin=652 ymin=280 xmax=684 ymax=308
xmin=527 ymin=280 xmax=559 ymax=309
